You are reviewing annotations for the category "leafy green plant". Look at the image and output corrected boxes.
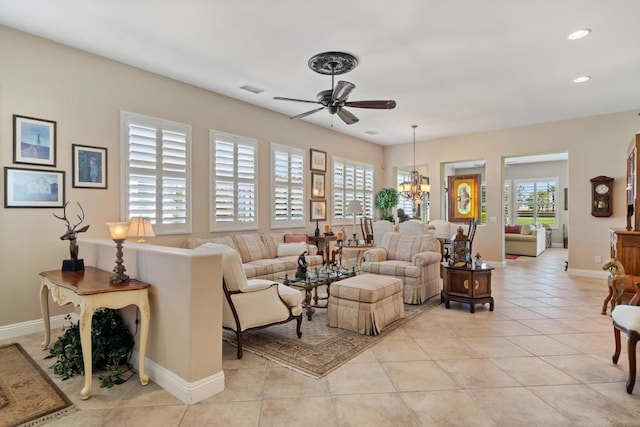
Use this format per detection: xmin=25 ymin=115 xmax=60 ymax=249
xmin=47 ymin=309 xmax=135 ymax=388
xmin=375 ymin=188 xmax=398 ymax=222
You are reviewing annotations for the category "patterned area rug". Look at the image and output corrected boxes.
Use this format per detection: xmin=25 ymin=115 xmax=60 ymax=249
xmin=223 ymin=295 xmax=441 ymax=378
xmin=505 ymin=254 xmax=520 ymax=260
xmin=0 ymin=343 xmax=74 ymax=427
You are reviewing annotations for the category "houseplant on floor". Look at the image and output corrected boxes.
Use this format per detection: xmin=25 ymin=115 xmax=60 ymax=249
xmin=375 ymin=187 xmax=398 ymax=222
xmin=47 ymin=308 xmax=135 ymax=388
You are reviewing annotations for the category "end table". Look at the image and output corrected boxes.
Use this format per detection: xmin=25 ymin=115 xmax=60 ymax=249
xmin=441 ymin=263 xmax=494 ymax=313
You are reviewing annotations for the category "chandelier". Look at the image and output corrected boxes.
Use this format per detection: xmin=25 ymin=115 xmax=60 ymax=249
xmin=397 ymin=125 xmax=430 ymax=200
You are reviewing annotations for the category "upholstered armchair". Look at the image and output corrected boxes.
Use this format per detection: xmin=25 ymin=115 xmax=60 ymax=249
xmin=195 ymin=243 xmax=304 ymax=358
xmin=362 ymin=233 xmax=442 ymax=304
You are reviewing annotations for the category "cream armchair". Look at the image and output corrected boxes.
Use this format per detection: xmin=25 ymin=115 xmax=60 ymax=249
xmin=195 ymin=243 xmax=304 ymax=358
xmin=362 ymin=233 xmax=441 ymax=304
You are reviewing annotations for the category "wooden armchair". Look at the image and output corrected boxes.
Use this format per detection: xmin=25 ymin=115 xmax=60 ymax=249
xmin=361 ymin=217 xmax=373 ymax=243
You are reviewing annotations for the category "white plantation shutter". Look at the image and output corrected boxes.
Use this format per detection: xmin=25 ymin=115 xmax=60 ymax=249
xmin=271 ymin=144 xmax=305 ymax=228
xmin=122 ymin=111 xmax=191 ymax=234
xmin=513 ymin=178 xmax=557 ymax=226
xmin=210 ymin=131 xmax=257 ymax=231
xmin=332 ymin=157 xmax=374 ymax=221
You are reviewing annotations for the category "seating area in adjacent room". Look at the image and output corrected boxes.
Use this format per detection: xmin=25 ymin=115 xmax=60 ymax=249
xmin=504 ymin=223 xmax=546 ymax=256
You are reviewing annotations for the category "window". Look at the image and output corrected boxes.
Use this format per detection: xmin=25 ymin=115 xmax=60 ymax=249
xmin=503 ymin=180 xmax=511 ymax=224
xmin=513 ymin=178 xmax=557 ymax=227
xmin=210 ymin=131 xmax=257 ymax=231
xmin=121 ymin=111 xmax=191 ymax=235
xmin=271 ymin=143 xmax=305 ymax=228
xmin=332 ymin=157 xmax=374 ymax=221
xmin=396 ymin=170 xmax=415 ymax=217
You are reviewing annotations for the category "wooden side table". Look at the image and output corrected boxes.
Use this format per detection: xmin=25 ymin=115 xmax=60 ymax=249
xmin=441 ymin=263 xmax=494 ymax=313
xmin=308 ymin=235 xmax=337 ymax=265
xmin=39 ymin=266 xmax=151 ymax=400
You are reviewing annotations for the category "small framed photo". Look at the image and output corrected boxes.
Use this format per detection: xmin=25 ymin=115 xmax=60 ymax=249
xmin=73 ymin=144 xmax=107 ymax=189
xmin=13 ymin=115 xmax=57 ymax=167
xmin=310 ymin=148 xmax=327 ymax=172
xmin=310 ymin=200 xmax=327 ymax=221
xmin=4 ymin=167 xmax=65 ymax=208
xmin=311 ymin=172 xmax=325 ymax=199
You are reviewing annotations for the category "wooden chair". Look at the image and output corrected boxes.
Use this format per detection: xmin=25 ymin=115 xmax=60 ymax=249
xmin=467 ymin=217 xmax=478 ymax=254
xmin=612 ymin=305 xmax=640 ymax=393
xmin=361 ymin=217 xmax=373 ymax=243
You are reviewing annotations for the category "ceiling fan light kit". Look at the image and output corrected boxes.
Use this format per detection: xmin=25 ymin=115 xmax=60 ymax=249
xmin=274 ymin=51 xmax=396 ymax=125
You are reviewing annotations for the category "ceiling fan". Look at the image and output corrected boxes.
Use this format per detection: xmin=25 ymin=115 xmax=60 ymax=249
xmin=274 ymin=52 xmax=397 ymax=125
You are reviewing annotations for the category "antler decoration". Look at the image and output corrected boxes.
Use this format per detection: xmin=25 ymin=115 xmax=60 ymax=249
xmin=53 ymin=201 xmax=90 ymax=260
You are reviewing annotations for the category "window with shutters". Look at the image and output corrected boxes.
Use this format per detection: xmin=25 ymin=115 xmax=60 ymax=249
xmin=332 ymin=157 xmax=374 ymax=221
xmin=396 ymin=170 xmax=415 ymax=217
xmin=271 ymin=144 xmax=305 ymax=228
xmin=513 ymin=178 xmax=557 ymax=227
xmin=121 ymin=111 xmax=191 ymax=235
xmin=503 ymin=180 xmax=511 ymax=224
xmin=210 ymin=131 xmax=257 ymax=231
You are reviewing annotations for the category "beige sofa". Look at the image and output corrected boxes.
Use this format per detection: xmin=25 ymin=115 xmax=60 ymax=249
xmin=362 ymin=232 xmax=442 ymax=304
xmin=184 ymin=232 xmax=323 ymax=280
xmin=505 ymin=224 xmax=546 ymax=256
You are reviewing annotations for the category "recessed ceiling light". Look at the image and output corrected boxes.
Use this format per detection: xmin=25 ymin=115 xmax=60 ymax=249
xmin=568 ymin=29 xmax=591 ymax=40
xmin=573 ymin=76 xmax=591 ymax=83
xmin=239 ymin=84 xmax=264 ymax=94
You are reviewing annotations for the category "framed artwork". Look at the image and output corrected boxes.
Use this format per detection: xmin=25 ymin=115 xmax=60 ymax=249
xmin=311 ymin=172 xmax=325 ymax=199
xmin=13 ymin=115 xmax=57 ymax=167
xmin=72 ymin=144 xmax=107 ymax=189
xmin=310 ymin=148 xmax=327 ymax=172
xmin=4 ymin=167 xmax=65 ymax=208
xmin=447 ymin=174 xmax=481 ymax=223
xmin=310 ymin=199 xmax=327 ymax=221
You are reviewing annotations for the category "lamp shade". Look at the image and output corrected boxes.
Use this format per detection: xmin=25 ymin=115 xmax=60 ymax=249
xmin=127 ymin=217 xmax=155 ymax=242
xmin=346 ymin=200 xmax=363 ymax=215
xmin=106 ymin=222 xmax=130 ymax=240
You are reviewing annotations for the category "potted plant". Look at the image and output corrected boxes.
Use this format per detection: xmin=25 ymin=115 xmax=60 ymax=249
xmin=375 ymin=188 xmax=398 ymax=222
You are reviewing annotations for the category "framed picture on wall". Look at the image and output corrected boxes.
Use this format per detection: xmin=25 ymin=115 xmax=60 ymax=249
xmin=310 ymin=199 xmax=327 ymax=221
xmin=4 ymin=167 xmax=65 ymax=208
xmin=13 ymin=115 xmax=57 ymax=167
xmin=310 ymin=148 xmax=327 ymax=172
xmin=447 ymin=174 xmax=481 ymax=223
xmin=72 ymin=144 xmax=107 ymax=189
xmin=311 ymin=172 xmax=325 ymax=199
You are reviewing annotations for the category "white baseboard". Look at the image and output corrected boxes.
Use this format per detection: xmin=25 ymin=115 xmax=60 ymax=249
xmin=0 ymin=313 xmax=79 ymax=341
xmin=567 ymin=268 xmax=609 ymax=279
xmin=130 ymin=352 xmax=225 ymax=404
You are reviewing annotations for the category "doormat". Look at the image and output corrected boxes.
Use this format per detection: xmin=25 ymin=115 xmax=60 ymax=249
xmin=0 ymin=343 xmax=74 ymax=427
xmin=223 ymin=296 xmax=441 ymax=379
xmin=505 ymin=254 xmax=520 ymax=260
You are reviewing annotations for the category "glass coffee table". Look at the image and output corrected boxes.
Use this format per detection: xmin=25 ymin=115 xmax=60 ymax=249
xmin=280 ymin=267 xmax=358 ymax=321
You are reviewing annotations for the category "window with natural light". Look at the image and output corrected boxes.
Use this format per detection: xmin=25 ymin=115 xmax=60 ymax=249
xmin=396 ymin=170 xmax=415 ymax=217
xmin=271 ymin=143 xmax=305 ymax=228
xmin=332 ymin=157 xmax=374 ymax=221
xmin=510 ymin=178 xmax=558 ymax=227
xmin=210 ymin=131 xmax=257 ymax=231
xmin=121 ymin=111 xmax=191 ymax=235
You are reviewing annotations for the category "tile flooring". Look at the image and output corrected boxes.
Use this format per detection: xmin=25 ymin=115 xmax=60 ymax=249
xmin=5 ymin=248 xmax=640 ymax=426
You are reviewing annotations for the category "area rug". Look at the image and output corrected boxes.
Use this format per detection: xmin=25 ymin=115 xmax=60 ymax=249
xmin=0 ymin=343 xmax=74 ymax=427
xmin=505 ymin=254 xmax=520 ymax=260
xmin=223 ymin=296 xmax=441 ymax=378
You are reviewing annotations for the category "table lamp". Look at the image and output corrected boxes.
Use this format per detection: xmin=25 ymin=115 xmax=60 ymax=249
xmin=127 ymin=217 xmax=156 ymax=243
xmin=107 ymin=221 xmax=130 ymax=283
xmin=346 ymin=200 xmax=363 ymax=243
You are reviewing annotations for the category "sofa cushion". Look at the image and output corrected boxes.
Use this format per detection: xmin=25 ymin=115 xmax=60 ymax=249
xmin=505 ymin=225 xmax=521 ymax=234
xmin=381 ymin=233 xmax=422 ymax=262
xmin=261 ymin=232 xmax=284 ymax=258
xmin=277 ymin=242 xmax=308 ymax=257
xmin=194 ymin=243 xmax=248 ymax=292
xmin=244 ymin=258 xmax=296 ymax=279
xmin=505 ymin=233 xmax=536 ymax=242
xmin=233 ymin=233 xmax=271 ymax=263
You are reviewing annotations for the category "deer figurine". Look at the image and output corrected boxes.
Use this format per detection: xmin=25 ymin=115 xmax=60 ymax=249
xmin=53 ymin=201 xmax=90 ymax=271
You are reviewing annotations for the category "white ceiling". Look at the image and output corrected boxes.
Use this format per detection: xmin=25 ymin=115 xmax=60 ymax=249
xmin=1 ymin=1 xmax=639 ymax=146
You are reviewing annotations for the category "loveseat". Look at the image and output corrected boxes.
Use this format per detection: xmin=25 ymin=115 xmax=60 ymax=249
xmin=362 ymin=232 xmax=442 ymax=304
xmin=504 ymin=224 xmax=546 ymax=256
xmin=184 ymin=232 xmax=323 ymax=280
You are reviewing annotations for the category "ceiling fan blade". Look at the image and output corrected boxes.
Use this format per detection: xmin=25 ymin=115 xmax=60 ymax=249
xmin=274 ymin=96 xmax=322 ymax=105
xmin=337 ymin=108 xmax=359 ymax=125
xmin=344 ymin=100 xmax=397 ymax=109
xmin=332 ymin=80 xmax=356 ymax=102
xmin=290 ymin=106 xmax=326 ymax=120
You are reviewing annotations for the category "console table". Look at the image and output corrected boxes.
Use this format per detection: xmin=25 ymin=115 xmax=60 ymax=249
xmin=39 ymin=267 xmax=151 ymax=400
xmin=441 ymin=263 xmax=494 ymax=313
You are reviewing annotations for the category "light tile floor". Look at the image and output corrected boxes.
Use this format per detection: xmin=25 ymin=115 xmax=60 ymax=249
xmin=6 ymin=248 xmax=640 ymax=426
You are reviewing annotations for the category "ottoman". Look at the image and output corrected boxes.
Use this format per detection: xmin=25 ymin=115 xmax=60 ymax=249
xmin=328 ymin=274 xmax=405 ymax=335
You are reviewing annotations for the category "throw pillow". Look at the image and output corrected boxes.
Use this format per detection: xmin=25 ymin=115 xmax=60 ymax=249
xmin=505 ymin=225 xmax=521 ymax=234
xmin=520 ymin=224 xmax=534 ymax=235
xmin=284 ymin=233 xmax=308 ymax=243
xmin=277 ymin=242 xmax=308 ymax=257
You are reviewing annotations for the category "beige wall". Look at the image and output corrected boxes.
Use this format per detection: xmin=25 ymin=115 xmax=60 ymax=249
xmin=384 ymin=112 xmax=639 ymax=269
xmin=0 ymin=26 xmax=383 ymax=327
